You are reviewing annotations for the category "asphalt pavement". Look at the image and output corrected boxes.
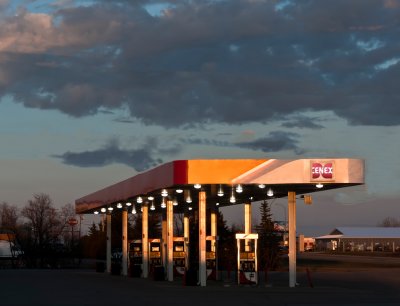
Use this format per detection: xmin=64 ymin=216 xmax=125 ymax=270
xmin=1 ymin=265 xmax=400 ymax=306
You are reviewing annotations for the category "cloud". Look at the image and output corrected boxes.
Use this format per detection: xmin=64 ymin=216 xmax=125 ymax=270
xmin=52 ymin=137 xmax=179 ymax=171
xmin=235 ymin=131 xmax=303 ymax=154
xmin=281 ymin=115 xmax=325 ymax=129
xmin=1 ymin=0 xmax=400 ymax=127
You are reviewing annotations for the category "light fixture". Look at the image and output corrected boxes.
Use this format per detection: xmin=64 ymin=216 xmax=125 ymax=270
xmin=267 ymin=188 xmax=274 ymax=197
xmin=132 ymin=207 xmax=137 ymax=214
xmin=188 ymin=206 xmax=193 ymax=211
xmin=217 ymin=185 xmax=224 ymax=197
xmin=150 ymin=201 xmax=155 ymax=210
xmin=116 ymin=203 xmax=123 ymax=209
xmin=107 ymin=207 xmax=114 ymax=211
xmin=101 ymin=208 xmax=106 ymax=213
xmin=126 ymin=202 xmax=132 ymax=207
xmin=194 ymin=184 xmax=202 ymax=189
xmin=161 ymin=197 xmax=166 ymax=208
xmin=216 ymin=202 xmax=220 ymax=206
xmin=185 ymin=190 xmax=192 ymax=203
xmin=235 ymin=184 xmax=243 ymax=193
xmin=161 ymin=189 xmax=168 ymax=197
xmin=316 ymin=183 xmax=324 ymax=189
xmin=230 ymin=187 xmax=236 ymax=203
xmin=258 ymin=184 xmax=266 ymax=189
xmin=176 ymin=189 xmax=183 ymax=194
xmin=94 ymin=211 xmax=99 ymax=215
xmin=148 ymin=196 xmax=154 ymax=201
xmin=173 ymin=198 xmax=178 ymax=206
xmin=136 ymin=196 xmax=143 ymax=204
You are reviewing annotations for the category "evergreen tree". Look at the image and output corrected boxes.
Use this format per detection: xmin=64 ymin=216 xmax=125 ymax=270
xmin=256 ymin=200 xmax=281 ymax=271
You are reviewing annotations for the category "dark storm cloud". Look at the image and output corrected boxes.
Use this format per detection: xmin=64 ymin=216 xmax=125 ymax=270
xmin=1 ymin=0 xmax=400 ymax=126
xmin=236 ymin=131 xmax=303 ymax=154
xmin=53 ymin=138 xmax=179 ymax=171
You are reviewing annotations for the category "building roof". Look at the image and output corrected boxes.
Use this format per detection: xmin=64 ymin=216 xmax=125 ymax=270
xmin=316 ymin=227 xmax=400 ymax=239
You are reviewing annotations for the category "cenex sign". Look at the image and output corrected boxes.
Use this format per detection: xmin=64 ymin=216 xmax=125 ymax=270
xmin=311 ymin=161 xmax=334 ymax=181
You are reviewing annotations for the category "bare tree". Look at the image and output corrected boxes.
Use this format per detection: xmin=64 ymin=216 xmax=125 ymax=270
xmin=0 ymin=202 xmax=19 ymax=231
xmin=21 ymin=193 xmax=63 ymax=267
xmin=378 ymin=217 xmax=400 ymax=227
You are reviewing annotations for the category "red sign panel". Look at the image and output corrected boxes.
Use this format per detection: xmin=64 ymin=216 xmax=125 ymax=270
xmin=311 ymin=161 xmax=334 ymax=181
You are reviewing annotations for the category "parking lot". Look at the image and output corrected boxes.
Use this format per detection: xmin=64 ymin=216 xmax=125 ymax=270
xmin=1 ymin=264 xmax=400 ymax=306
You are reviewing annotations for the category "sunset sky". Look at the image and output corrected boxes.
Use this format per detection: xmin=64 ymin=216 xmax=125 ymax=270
xmin=1 ymin=0 xmax=399 ymax=235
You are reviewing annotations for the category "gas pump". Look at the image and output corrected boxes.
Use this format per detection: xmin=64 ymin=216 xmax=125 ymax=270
xmin=149 ymin=238 xmax=162 ymax=271
xmin=206 ymin=236 xmax=217 ymax=280
xmin=236 ymin=233 xmax=258 ymax=285
xmin=173 ymin=237 xmax=186 ymax=276
xmin=128 ymin=239 xmax=142 ymax=277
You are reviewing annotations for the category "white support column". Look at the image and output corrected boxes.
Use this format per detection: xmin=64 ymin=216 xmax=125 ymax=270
xmin=211 ymin=208 xmax=218 ymax=280
xmin=142 ymin=203 xmax=149 ymax=278
xmin=122 ymin=208 xmax=128 ymax=276
xmin=211 ymin=210 xmax=217 ymax=252
xmin=106 ymin=213 xmax=112 ymax=273
xmin=244 ymin=202 xmax=251 ymax=251
xmin=288 ymin=191 xmax=297 ymax=288
xmin=199 ymin=191 xmax=207 ymax=286
xmin=184 ymin=213 xmax=190 ymax=270
xmin=167 ymin=200 xmax=174 ymax=282
xmin=162 ymin=215 xmax=167 ymax=271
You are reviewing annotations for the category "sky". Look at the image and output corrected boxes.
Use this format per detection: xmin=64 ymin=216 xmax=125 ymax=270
xmin=1 ymin=0 xmax=400 ymax=236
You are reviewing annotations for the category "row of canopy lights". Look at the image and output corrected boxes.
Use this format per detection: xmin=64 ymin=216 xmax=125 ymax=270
xmin=93 ymin=183 xmax=324 ymax=215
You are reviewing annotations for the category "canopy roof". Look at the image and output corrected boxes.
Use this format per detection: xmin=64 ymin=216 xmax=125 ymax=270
xmin=75 ymin=158 xmax=364 ymax=214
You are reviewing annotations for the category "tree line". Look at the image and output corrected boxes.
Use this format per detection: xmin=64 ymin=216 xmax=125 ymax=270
xmin=1 ymin=193 xmax=283 ymax=271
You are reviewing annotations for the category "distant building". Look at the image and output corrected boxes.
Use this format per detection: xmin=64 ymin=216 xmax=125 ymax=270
xmin=315 ymin=227 xmax=400 ymax=252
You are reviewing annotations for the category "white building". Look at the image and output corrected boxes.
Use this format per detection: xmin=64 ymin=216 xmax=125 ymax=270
xmin=315 ymin=227 xmax=400 ymax=252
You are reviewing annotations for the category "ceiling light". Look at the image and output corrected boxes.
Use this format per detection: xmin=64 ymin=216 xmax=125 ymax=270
xmin=267 ymin=188 xmax=274 ymax=197
xmin=188 ymin=206 xmax=193 ymax=211
xmin=150 ymin=202 xmax=155 ymax=210
xmin=161 ymin=189 xmax=168 ymax=197
xmin=258 ymin=184 xmax=265 ymax=189
xmin=126 ymin=202 xmax=132 ymax=207
xmin=185 ymin=190 xmax=192 ymax=203
xmin=117 ymin=203 xmax=123 ymax=209
xmin=161 ymin=197 xmax=166 ymax=208
xmin=176 ymin=189 xmax=183 ymax=194
xmin=235 ymin=184 xmax=243 ymax=193
xmin=316 ymin=183 xmax=324 ymax=189
xmin=217 ymin=185 xmax=224 ymax=197
xmin=216 ymin=202 xmax=219 ymax=206
xmin=173 ymin=198 xmax=178 ymax=206
xmin=107 ymin=207 xmax=114 ymax=211
xmin=147 ymin=196 xmax=154 ymax=201
xmin=100 ymin=208 xmax=106 ymax=213
xmin=136 ymin=196 xmax=143 ymax=204
xmin=194 ymin=184 xmax=201 ymax=189
xmin=132 ymin=207 xmax=137 ymax=214
xmin=230 ymin=187 xmax=236 ymax=203
xmin=94 ymin=211 xmax=99 ymax=215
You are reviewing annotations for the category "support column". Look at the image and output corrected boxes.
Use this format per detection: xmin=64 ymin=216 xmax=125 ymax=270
xmin=106 ymin=213 xmax=112 ymax=273
xmin=184 ymin=212 xmax=190 ymax=270
xmin=167 ymin=200 xmax=174 ymax=282
xmin=162 ymin=215 xmax=167 ymax=271
xmin=211 ymin=209 xmax=217 ymax=252
xmin=199 ymin=191 xmax=207 ymax=286
xmin=244 ymin=202 xmax=251 ymax=251
xmin=288 ymin=191 xmax=296 ymax=288
xmin=142 ymin=203 xmax=149 ymax=278
xmin=211 ymin=208 xmax=218 ymax=280
xmin=122 ymin=208 xmax=128 ymax=276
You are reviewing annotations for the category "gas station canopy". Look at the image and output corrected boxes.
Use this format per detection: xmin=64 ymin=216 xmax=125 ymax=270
xmin=75 ymin=158 xmax=365 ymax=214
